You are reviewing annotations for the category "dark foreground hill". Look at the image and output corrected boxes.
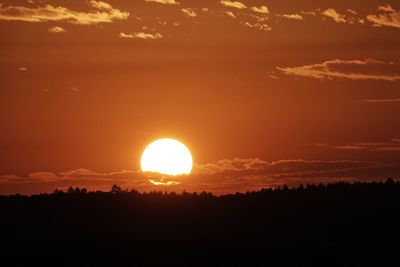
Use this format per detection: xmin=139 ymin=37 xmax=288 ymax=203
xmin=1 ymin=180 xmax=399 ymax=267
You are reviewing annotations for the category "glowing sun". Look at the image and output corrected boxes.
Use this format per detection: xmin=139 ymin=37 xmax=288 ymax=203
xmin=141 ymin=138 xmax=193 ymax=176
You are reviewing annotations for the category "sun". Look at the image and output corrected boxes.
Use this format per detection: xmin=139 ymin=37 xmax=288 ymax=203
xmin=140 ymin=138 xmax=193 ymax=176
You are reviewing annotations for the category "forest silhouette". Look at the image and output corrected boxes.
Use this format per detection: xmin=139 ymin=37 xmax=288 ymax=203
xmin=1 ymin=179 xmax=399 ymax=266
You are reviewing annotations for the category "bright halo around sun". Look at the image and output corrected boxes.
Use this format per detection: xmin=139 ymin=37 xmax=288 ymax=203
xmin=141 ymin=138 xmax=193 ymax=176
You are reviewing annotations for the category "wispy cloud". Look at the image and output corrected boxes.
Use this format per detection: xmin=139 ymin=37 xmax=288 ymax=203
xmin=250 ymin=6 xmax=269 ymax=14
xmin=220 ymin=1 xmax=247 ymax=10
xmin=363 ymin=98 xmax=400 ymax=103
xmin=301 ymin=10 xmax=316 ymax=16
xmin=277 ymin=59 xmax=400 ymax=81
xmin=145 ymin=0 xmax=179 ymax=5
xmin=118 ymin=32 xmax=133 ymax=39
xmin=28 ymin=171 xmax=59 ymax=181
xmin=181 ymin=8 xmax=197 ymax=17
xmin=282 ymin=14 xmax=303 ymax=20
xmin=242 ymin=21 xmax=271 ymax=31
xmin=1 ymin=158 xmax=399 ymax=195
xmin=317 ymin=138 xmax=400 ymax=152
xmin=322 ymin=8 xmax=346 ymax=23
xmin=133 ymin=32 xmax=163 ymax=40
xmin=0 ymin=1 xmax=129 ymax=25
xmin=149 ymin=179 xmax=180 ymax=186
xmin=224 ymin=11 xmax=236 ymax=18
xmin=367 ymin=5 xmax=400 ymax=29
xmin=68 ymin=87 xmax=80 ymax=92
xmin=347 ymin=9 xmax=357 ymax=15
xmin=48 ymin=26 xmax=66 ymax=33
xmin=195 ymin=158 xmax=268 ymax=174
xmin=378 ymin=4 xmax=396 ymax=13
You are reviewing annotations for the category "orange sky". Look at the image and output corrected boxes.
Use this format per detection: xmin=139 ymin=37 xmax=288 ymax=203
xmin=1 ymin=0 xmax=400 ymax=195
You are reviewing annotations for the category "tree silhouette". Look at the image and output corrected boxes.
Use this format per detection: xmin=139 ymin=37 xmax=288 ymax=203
xmin=1 ymin=179 xmax=399 ymax=266
xmin=111 ymin=184 xmax=122 ymax=193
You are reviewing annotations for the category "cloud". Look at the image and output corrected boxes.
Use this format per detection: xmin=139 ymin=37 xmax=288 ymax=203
xmin=58 ymin=168 xmax=136 ymax=179
xmin=195 ymin=158 xmax=377 ymax=181
xmin=48 ymin=26 xmax=66 ymax=33
xmin=367 ymin=5 xmax=400 ymax=29
xmin=118 ymin=32 xmax=133 ymax=39
xmin=28 ymin=171 xmax=59 ymax=181
xmin=145 ymin=0 xmax=180 ymax=5
xmin=0 ymin=1 xmax=129 ymax=25
xmin=250 ymin=6 xmax=269 ymax=14
xmin=0 ymin=168 xmax=182 ymax=194
xmin=191 ymin=158 xmax=400 ymax=193
xmin=181 ymin=8 xmax=197 ymax=17
xmin=149 ymin=179 xmax=179 ymax=185
xmin=318 ymin=138 xmax=400 ymax=152
xmin=282 ymin=14 xmax=303 ymax=20
xmin=19 ymin=67 xmax=27 ymax=71
xmin=301 ymin=10 xmax=316 ymax=16
xmin=195 ymin=158 xmax=268 ymax=175
xmin=347 ymin=9 xmax=357 ymax=15
xmin=220 ymin=1 xmax=247 ymax=10
xmin=133 ymin=32 xmax=163 ymax=40
xmin=378 ymin=4 xmax=396 ymax=13
xmin=68 ymin=87 xmax=80 ymax=92
xmin=322 ymin=8 xmax=346 ymax=23
xmin=333 ymin=145 xmax=368 ymax=150
xmin=224 ymin=11 xmax=236 ymax=18
xmin=1 ymin=158 xmax=399 ymax=195
xmin=363 ymin=98 xmax=400 ymax=103
xmin=277 ymin=59 xmax=400 ymax=81
xmin=119 ymin=31 xmax=163 ymax=40
xmin=89 ymin=0 xmax=113 ymax=10
xmin=242 ymin=21 xmax=271 ymax=31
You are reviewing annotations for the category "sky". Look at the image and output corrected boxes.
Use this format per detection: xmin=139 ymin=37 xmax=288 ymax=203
xmin=0 ymin=0 xmax=400 ymax=195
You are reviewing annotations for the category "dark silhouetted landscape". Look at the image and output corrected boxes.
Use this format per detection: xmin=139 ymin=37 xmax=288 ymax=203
xmin=1 ymin=179 xmax=399 ymax=266
xmin=1 ymin=0 xmax=400 ymax=266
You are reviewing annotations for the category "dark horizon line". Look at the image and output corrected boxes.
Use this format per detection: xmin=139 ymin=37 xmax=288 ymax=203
xmin=1 ymin=177 xmax=398 ymax=198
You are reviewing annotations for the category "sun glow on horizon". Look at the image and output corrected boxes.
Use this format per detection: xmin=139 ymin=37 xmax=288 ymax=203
xmin=140 ymin=138 xmax=193 ymax=176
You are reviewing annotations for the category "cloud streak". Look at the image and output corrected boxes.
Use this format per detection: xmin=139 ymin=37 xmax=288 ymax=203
xmin=48 ymin=26 xmax=66 ymax=33
xmin=145 ymin=0 xmax=179 ymax=5
xmin=317 ymin=138 xmax=400 ymax=152
xmin=0 ymin=1 xmax=129 ymax=25
xmin=224 ymin=11 xmax=236 ymax=18
xmin=322 ymin=8 xmax=346 ymax=23
xmin=118 ymin=31 xmax=163 ymax=40
xmin=2 ymin=157 xmax=398 ymax=195
xmin=242 ymin=21 xmax=271 ymax=31
xmin=277 ymin=59 xmax=400 ymax=81
xmin=367 ymin=5 xmax=400 ymax=29
xmin=133 ymin=32 xmax=163 ymax=40
xmin=220 ymin=1 xmax=247 ymax=10
xmin=282 ymin=14 xmax=303 ymax=20
xmin=250 ymin=6 xmax=269 ymax=14
xmin=363 ymin=98 xmax=400 ymax=103
xmin=181 ymin=8 xmax=197 ymax=17
xmin=118 ymin=32 xmax=134 ymax=39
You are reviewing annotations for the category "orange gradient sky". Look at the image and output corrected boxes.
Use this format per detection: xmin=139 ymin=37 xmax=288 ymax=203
xmin=0 ymin=0 xmax=400 ymax=195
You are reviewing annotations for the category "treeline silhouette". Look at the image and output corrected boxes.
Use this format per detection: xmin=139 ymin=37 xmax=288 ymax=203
xmin=1 ymin=179 xmax=399 ymax=266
